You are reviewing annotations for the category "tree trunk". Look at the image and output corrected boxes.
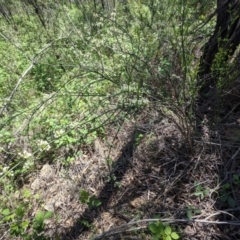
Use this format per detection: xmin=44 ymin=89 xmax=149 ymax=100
xmin=198 ymin=0 xmax=240 ymax=94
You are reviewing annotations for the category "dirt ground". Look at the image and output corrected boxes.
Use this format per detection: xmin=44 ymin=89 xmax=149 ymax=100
xmin=24 ymin=98 xmax=240 ymax=240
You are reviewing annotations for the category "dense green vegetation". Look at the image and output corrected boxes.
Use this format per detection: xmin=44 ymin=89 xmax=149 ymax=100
xmin=1 ymin=0 xmax=240 ymax=239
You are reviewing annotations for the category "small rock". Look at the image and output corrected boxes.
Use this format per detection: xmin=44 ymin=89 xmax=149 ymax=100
xmin=44 ymin=201 xmax=55 ymax=212
xmin=40 ymin=164 xmax=54 ymax=181
xmin=31 ymin=178 xmax=41 ymax=190
xmin=65 ymin=218 xmax=74 ymax=227
xmin=129 ymin=197 xmax=146 ymax=208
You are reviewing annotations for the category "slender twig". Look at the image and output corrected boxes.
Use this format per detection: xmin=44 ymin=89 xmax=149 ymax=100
xmin=0 ymin=36 xmax=66 ymax=116
xmin=0 ymin=62 xmax=35 ymax=117
xmin=0 ymin=229 xmax=9 ymax=240
xmin=0 ymin=32 xmax=29 ymax=60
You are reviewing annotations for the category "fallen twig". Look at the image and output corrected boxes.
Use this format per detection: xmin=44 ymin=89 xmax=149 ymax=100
xmin=92 ymin=216 xmax=240 ymax=240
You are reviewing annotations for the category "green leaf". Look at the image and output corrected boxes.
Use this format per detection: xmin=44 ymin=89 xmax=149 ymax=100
xmin=165 ymin=226 xmax=172 ymax=235
xmin=203 ymin=188 xmax=209 ymax=196
xmin=165 ymin=236 xmax=171 ymax=240
xmin=89 ymin=196 xmax=95 ymax=202
xmin=194 ymin=209 xmax=201 ymax=214
xmin=33 ymin=217 xmax=44 ymax=232
xmin=44 ymin=211 xmax=53 ymax=219
xmin=156 ymin=222 xmax=164 ymax=232
xmin=35 ymin=211 xmax=44 ymax=223
xmin=153 ymin=233 xmax=161 ymax=240
xmin=233 ymin=174 xmax=239 ymax=181
xmin=4 ymin=213 xmax=15 ymax=221
xmin=196 ymin=185 xmax=202 ymax=191
xmin=2 ymin=208 xmax=10 ymax=215
xmin=171 ymin=232 xmax=180 ymax=239
xmin=22 ymin=220 xmax=29 ymax=229
xmin=88 ymin=202 xmax=94 ymax=209
xmin=187 ymin=210 xmax=192 ymax=220
xmin=15 ymin=206 xmax=25 ymax=219
xmin=79 ymin=190 xmax=90 ymax=204
xmin=10 ymin=223 xmax=20 ymax=234
xmin=194 ymin=191 xmax=202 ymax=196
xmin=23 ymin=189 xmax=32 ymax=198
xmin=220 ymin=194 xmax=228 ymax=202
xmin=87 ymin=196 xmax=101 ymax=208
xmin=93 ymin=199 xmax=102 ymax=207
xmin=194 ymin=191 xmax=204 ymax=199
xmin=223 ymin=183 xmax=230 ymax=189
xmin=148 ymin=223 xmax=159 ymax=234
xmin=228 ymin=196 xmax=236 ymax=208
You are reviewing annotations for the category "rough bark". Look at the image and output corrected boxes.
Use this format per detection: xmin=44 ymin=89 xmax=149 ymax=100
xmin=198 ymin=0 xmax=240 ymax=94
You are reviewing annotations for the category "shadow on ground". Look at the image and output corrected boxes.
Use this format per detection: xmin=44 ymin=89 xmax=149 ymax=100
xmin=60 ymin=127 xmax=143 ymax=239
xmin=58 ymin=90 xmax=240 ymax=240
xmin=59 ymin=118 xmax=198 ymax=239
xmin=195 ymin=88 xmax=240 ymax=239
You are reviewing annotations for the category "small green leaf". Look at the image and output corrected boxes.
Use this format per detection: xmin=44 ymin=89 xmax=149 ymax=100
xmin=2 ymin=208 xmax=10 ymax=215
xmin=228 ymin=196 xmax=236 ymax=208
xmin=203 ymin=188 xmax=209 ymax=196
xmin=156 ymin=222 xmax=164 ymax=232
xmin=194 ymin=209 xmax=201 ymax=214
xmin=89 ymin=196 xmax=95 ymax=207
xmin=87 ymin=196 xmax=101 ymax=208
xmin=187 ymin=210 xmax=192 ymax=220
xmin=194 ymin=192 xmax=202 ymax=196
xmin=88 ymin=202 xmax=94 ymax=209
xmin=223 ymin=183 xmax=230 ymax=189
xmin=4 ymin=213 xmax=15 ymax=221
xmin=94 ymin=199 xmax=102 ymax=207
xmin=22 ymin=220 xmax=29 ymax=229
xmin=233 ymin=174 xmax=239 ymax=181
xmin=148 ymin=223 xmax=159 ymax=234
xmin=196 ymin=185 xmax=202 ymax=191
xmin=165 ymin=235 xmax=171 ymax=240
xmin=15 ymin=206 xmax=24 ymax=218
xmin=153 ymin=233 xmax=161 ymax=240
xmin=233 ymin=174 xmax=240 ymax=185
xmin=171 ymin=232 xmax=180 ymax=239
xmin=35 ymin=211 xmax=44 ymax=222
xmin=165 ymin=226 xmax=172 ymax=235
xmin=220 ymin=194 xmax=228 ymax=202
xmin=194 ymin=192 xmax=204 ymax=199
xmin=44 ymin=211 xmax=53 ymax=219
xmin=79 ymin=190 xmax=89 ymax=203
xmin=10 ymin=223 xmax=20 ymax=234
xmin=23 ymin=189 xmax=32 ymax=198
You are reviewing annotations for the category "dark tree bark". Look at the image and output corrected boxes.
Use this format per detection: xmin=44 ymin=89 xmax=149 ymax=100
xmin=198 ymin=0 xmax=240 ymax=94
xmin=26 ymin=0 xmax=46 ymax=28
xmin=0 ymin=3 xmax=13 ymax=24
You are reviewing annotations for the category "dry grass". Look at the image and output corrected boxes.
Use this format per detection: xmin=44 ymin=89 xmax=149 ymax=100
xmin=14 ymin=98 xmax=238 ymax=240
xmin=2 ymin=87 xmax=240 ymax=240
